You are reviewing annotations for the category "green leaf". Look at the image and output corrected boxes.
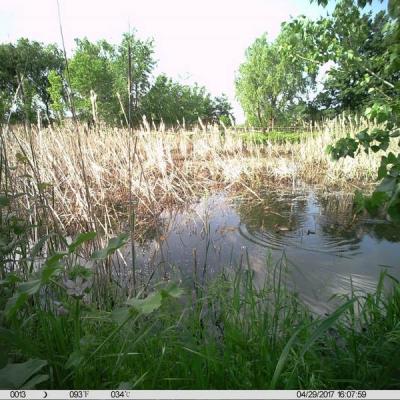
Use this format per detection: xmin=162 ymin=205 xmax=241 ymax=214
xmin=68 ymin=231 xmax=97 ymax=253
xmin=41 ymin=264 xmax=62 ymax=284
xmin=21 ymin=374 xmax=49 ymax=389
xmin=5 ymin=292 xmax=28 ymax=318
xmin=44 ymin=252 xmax=67 ymax=269
xmin=387 ymin=185 xmax=400 ymax=222
xmin=111 ymin=307 xmax=130 ymax=325
xmin=270 ymin=323 xmax=306 ymax=389
xmin=0 ymin=327 xmax=16 ymax=347
xmin=271 ymin=298 xmax=356 ymax=389
xmin=65 ymin=351 xmax=84 ymax=370
xmin=15 ymin=152 xmax=29 ymax=164
xmin=91 ymin=233 xmax=129 ymax=260
xmin=5 ymin=279 xmax=41 ymax=317
xmin=161 ymin=283 xmax=184 ymax=299
xmin=19 ymin=279 xmax=41 ymax=295
xmin=40 ymin=253 xmax=67 ymax=283
xmin=126 ymin=291 xmax=162 ymax=315
xmin=376 ymin=177 xmax=396 ymax=194
xmin=300 ymin=299 xmax=356 ymax=358
xmin=37 ymin=182 xmax=53 ymax=191
xmin=0 ymin=359 xmax=47 ymax=389
xmin=353 ymin=190 xmax=365 ymax=215
xmin=0 ymin=273 xmax=22 ymax=286
xmin=378 ymin=164 xmax=388 ymax=180
xmin=365 ymin=191 xmax=389 ymax=215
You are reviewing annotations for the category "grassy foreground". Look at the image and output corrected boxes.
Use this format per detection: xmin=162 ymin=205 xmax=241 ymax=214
xmin=1 ymin=240 xmax=400 ymax=389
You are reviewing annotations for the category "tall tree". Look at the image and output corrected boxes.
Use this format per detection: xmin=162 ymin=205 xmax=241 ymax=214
xmin=213 ymin=94 xmax=234 ymax=126
xmin=113 ymin=32 xmax=156 ymax=126
xmin=281 ymin=0 xmax=398 ymax=118
xmin=235 ymin=33 xmax=313 ymax=130
xmin=300 ymin=0 xmax=400 ymax=220
xmin=69 ymin=38 xmax=117 ymax=124
xmin=0 ymin=39 xmax=64 ymax=124
xmin=142 ymin=74 xmax=230 ymax=127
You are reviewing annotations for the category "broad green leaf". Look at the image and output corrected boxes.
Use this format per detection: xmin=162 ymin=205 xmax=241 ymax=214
xmin=0 ymin=359 xmax=47 ymax=389
xmin=41 ymin=264 xmax=62 ymax=284
xmin=91 ymin=233 xmax=129 ymax=260
xmin=40 ymin=253 xmax=67 ymax=283
xmin=0 ymin=273 xmax=22 ymax=286
xmin=19 ymin=279 xmax=41 ymax=295
xmin=65 ymin=351 xmax=84 ymax=370
xmin=21 ymin=374 xmax=49 ymax=389
xmin=68 ymin=231 xmax=97 ymax=253
xmin=111 ymin=307 xmax=130 ymax=325
xmin=161 ymin=283 xmax=184 ymax=299
xmin=376 ymin=177 xmax=396 ymax=194
xmin=5 ymin=292 xmax=28 ymax=317
xmin=365 ymin=191 xmax=389 ymax=215
xmin=5 ymin=279 xmax=41 ymax=317
xmin=126 ymin=291 xmax=162 ymax=315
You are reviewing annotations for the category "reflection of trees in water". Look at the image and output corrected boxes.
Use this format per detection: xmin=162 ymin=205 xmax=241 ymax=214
xmin=233 ymin=190 xmax=400 ymax=258
xmin=234 ymin=192 xmax=308 ymax=233
xmin=317 ymin=193 xmax=400 ymax=243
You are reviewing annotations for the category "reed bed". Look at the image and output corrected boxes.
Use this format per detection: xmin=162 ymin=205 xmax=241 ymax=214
xmin=4 ymin=116 xmax=390 ymax=236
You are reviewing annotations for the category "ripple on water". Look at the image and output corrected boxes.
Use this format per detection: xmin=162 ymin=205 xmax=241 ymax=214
xmin=121 ymin=190 xmax=400 ymax=313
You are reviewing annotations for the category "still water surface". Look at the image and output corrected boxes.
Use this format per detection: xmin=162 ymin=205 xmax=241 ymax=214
xmin=126 ymin=190 xmax=400 ymax=313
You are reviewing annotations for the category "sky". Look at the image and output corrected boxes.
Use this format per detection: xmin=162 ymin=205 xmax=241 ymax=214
xmin=0 ymin=0 xmax=388 ymax=122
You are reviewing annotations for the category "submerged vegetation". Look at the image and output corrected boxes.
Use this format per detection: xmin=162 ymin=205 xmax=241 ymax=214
xmin=1 ymin=0 xmax=400 ymax=391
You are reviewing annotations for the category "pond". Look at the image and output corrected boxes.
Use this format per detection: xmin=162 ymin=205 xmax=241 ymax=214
xmin=122 ymin=189 xmax=400 ymax=314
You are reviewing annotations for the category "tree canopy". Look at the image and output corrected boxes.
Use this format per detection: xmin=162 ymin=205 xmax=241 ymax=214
xmin=0 ymin=33 xmax=232 ymax=128
xmin=235 ymin=31 xmax=314 ymax=130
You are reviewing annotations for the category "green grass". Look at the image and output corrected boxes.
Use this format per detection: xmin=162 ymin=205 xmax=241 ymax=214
xmin=1 ymin=250 xmax=400 ymax=389
xmin=241 ymin=130 xmax=319 ymax=144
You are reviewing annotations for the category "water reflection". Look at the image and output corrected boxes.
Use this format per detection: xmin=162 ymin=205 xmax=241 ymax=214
xmin=120 ymin=190 xmax=400 ymax=314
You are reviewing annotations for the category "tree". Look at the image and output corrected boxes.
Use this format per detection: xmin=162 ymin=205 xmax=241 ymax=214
xmin=0 ymin=39 xmax=64 ymax=124
xmin=235 ymin=33 xmax=313 ymax=131
xmin=142 ymin=74 xmax=231 ymax=128
xmin=69 ymin=38 xmax=117 ymax=124
xmin=213 ymin=94 xmax=234 ymax=126
xmin=113 ymin=32 xmax=156 ymax=126
xmin=316 ymin=8 xmax=397 ymax=115
xmin=0 ymin=43 xmax=18 ymax=122
xmin=298 ymin=0 xmax=400 ymax=221
xmin=281 ymin=0 xmax=398 ymax=117
xmin=47 ymin=70 xmax=65 ymax=122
